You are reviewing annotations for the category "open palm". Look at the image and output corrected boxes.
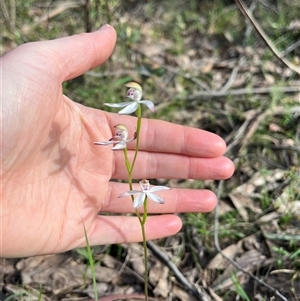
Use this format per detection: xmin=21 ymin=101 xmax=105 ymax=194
xmin=1 ymin=25 xmax=234 ymax=257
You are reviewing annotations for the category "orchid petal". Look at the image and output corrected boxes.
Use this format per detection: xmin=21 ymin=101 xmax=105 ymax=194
xmin=94 ymin=140 xmax=116 ymax=145
xmin=149 ymin=186 xmax=171 ymax=193
xmin=140 ymin=100 xmax=155 ymax=112
xmin=133 ymin=193 xmax=146 ymax=209
xmin=112 ymin=141 xmax=127 ymax=150
xmin=119 ymin=190 xmax=141 ymax=198
xmin=146 ymin=192 xmax=165 ymax=204
xmin=118 ymin=102 xmax=139 ymax=115
xmin=124 ymin=138 xmax=136 ymax=143
xmin=104 ymin=101 xmax=132 ymax=108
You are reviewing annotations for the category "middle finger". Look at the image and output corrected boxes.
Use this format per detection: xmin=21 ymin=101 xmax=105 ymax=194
xmin=112 ymin=150 xmax=233 ymax=180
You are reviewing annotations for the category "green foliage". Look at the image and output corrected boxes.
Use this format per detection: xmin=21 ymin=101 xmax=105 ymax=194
xmin=272 ymin=246 xmax=291 ymax=267
xmin=83 ymin=224 xmax=98 ymax=301
xmin=232 ymin=273 xmax=251 ymax=301
xmin=3 ymin=288 xmax=43 ymax=301
xmin=185 ymin=213 xmax=213 ymax=245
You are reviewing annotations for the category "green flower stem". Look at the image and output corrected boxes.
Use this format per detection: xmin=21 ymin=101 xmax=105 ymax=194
xmin=122 ymin=104 xmax=148 ymax=301
xmin=122 ymin=148 xmax=132 ymax=188
xmin=139 ymin=198 xmax=148 ymax=300
xmin=130 ymin=104 xmax=142 ymax=175
xmin=135 ymin=106 xmax=149 ymax=301
xmin=123 ymin=148 xmax=131 ymax=171
xmin=122 ymin=148 xmax=144 ymax=227
xmin=122 ymin=105 xmax=141 ymax=191
xmin=133 ymin=209 xmax=148 ymax=300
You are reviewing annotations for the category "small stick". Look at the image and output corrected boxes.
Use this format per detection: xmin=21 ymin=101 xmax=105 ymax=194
xmin=235 ymin=0 xmax=300 ymax=75
xmin=147 ymin=241 xmax=212 ymax=301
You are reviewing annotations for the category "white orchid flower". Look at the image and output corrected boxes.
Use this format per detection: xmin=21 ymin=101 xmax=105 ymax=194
xmin=104 ymin=82 xmax=155 ymax=115
xmin=119 ymin=179 xmax=170 ymax=209
xmin=94 ymin=124 xmax=136 ymax=150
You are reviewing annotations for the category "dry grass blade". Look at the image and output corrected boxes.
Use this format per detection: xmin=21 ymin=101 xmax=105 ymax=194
xmin=21 ymin=1 xmax=85 ymax=34
xmin=235 ymin=0 xmax=300 ymax=75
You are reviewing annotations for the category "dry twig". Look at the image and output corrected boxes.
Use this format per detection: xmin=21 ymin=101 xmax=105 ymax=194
xmin=179 ymin=86 xmax=300 ymax=100
xmin=146 ymin=241 xmax=212 ymax=301
xmin=235 ymin=0 xmax=300 ymax=75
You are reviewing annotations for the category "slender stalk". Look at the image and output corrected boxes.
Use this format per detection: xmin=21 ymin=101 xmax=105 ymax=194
xmin=142 ymin=231 xmax=148 ymax=301
xmin=123 ymin=104 xmax=141 ymax=191
xmin=130 ymin=105 xmax=142 ymax=175
xmin=134 ymin=208 xmax=143 ymax=225
xmin=123 ymin=148 xmax=143 ymax=227
xmin=123 ymin=147 xmax=132 ymax=188
xmin=134 ymin=106 xmax=149 ymax=300
xmin=122 ymin=132 xmax=144 ymax=228
xmin=141 ymin=204 xmax=148 ymax=300
xmin=83 ymin=223 xmax=98 ymax=301
xmin=122 ymin=104 xmax=148 ymax=300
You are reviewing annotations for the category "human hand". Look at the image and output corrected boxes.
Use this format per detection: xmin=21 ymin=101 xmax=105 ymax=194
xmin=0 ymin=25 xmax=234 ymax=257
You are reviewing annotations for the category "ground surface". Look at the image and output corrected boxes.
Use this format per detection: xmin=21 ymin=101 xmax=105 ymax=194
xmin=1 ymin=1 xmax=300 ymax=300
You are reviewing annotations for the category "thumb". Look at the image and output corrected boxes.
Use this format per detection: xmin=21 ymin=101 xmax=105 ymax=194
xmin=6 ymin=24 xmax=117 ymax=83
xmin=51 ymin=24 xmax=117 ymax=82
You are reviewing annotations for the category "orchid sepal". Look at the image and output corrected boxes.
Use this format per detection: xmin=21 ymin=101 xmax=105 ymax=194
xmin=118 ymin=179 xmax=170 ymax=209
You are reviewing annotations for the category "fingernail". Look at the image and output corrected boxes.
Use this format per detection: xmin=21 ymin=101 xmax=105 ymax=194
xmin=98 ymin=24 xmax=111 ymax=31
